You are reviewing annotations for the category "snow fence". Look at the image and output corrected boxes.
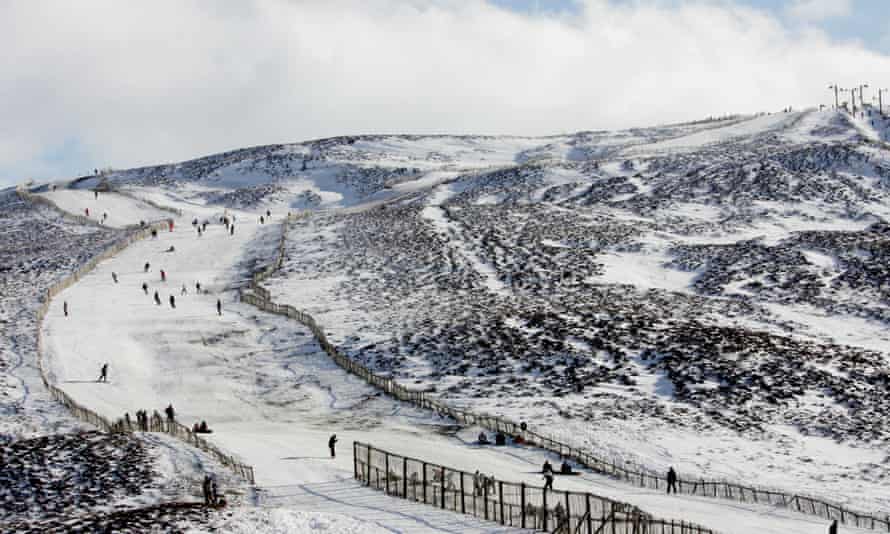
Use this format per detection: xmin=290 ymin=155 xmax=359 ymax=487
xmin=354 ymin=441 xmax=716 ymax=534
xmin=16 ymin=184 xmax=255 ymax=485
xmin=241 ymin=212 xmax=890 ymax=531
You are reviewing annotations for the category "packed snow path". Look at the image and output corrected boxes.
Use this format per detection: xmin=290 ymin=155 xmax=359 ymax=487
xmin=39 ymin=190 xmax=869 ymax=533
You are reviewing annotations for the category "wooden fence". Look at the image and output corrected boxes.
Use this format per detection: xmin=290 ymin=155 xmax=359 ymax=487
xmin=355 ymin=442 xmax=716 ymax=534
xmin=239 ymin=212 xmax=890 ymax=531
xmin=16 ymin=184 xmax=255 ymax=485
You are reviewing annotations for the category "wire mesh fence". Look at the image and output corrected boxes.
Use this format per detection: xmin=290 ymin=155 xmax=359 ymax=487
xmin=354 ymin=442 xmax=717 ymax=534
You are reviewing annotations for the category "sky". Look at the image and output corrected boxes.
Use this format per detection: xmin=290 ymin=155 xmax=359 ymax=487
xmin=2 ymin=0 xmax=890 ymax=187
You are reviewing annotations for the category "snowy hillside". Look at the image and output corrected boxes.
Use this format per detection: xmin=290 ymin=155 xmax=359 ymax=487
xmin=6 ymin=107 xmax=890 ymax=532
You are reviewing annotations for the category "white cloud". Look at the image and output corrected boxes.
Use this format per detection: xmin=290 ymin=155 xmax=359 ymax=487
xmin=1 ymin=0 xmax=889 ymax=186
xmin=786 ymin=0 xmax=852 ymax=22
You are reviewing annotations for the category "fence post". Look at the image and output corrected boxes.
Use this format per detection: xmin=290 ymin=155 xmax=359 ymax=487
xmin=543 ymin=486 xmax=548 ymax=531
xmin=423 ymin=462 xmax=428 ymax=504
xmin=484 ymin=476 xmax=489 ymax=521
xmin=521 ymin=483 xmax=527 ymax=529
xmin=586 ymin=493 xmax=592 ymax=534
xmin=460 ymin=471 xmax=466 ymax=514
xmin=499 ymin=481 xmax=505 ymax=525
xmin=440 ymin=466 xmax=446 ymax=509
xmin=403 ymin=457 xmax=408 ymax=498
xmin=354 ymin=442 xmax=359 ymax=481
xmin=367 ymin=444 xmax=372 ymax=486
xmin=384 ymin=451 xmax=390 ymax=495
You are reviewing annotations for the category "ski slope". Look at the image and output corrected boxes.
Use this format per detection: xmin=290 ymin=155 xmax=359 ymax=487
xmin=35 ymin=189 xmax=870 ymax=533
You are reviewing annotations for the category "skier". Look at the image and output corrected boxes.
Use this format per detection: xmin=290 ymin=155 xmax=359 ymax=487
xmin=828 ymin=520 xmax=838 ymax=534
xmin=112 ymin=272 xmax=118 ymax=283
xmin=169 ymin=295 xmax=176 ymax=308
xmin=543 ymin=464 xmax=554 ymax=492
xmin=260 ymin=216 xmax=264 ymax=224
xmin=144 ymin=262 xmax=150 ymax=273
xmin=666 ymin=467 xmax=678 ymax=494
xmin=102 ymin=212 xmax=108 ymax=223
xmin=216 ymin=299 xmax=222 ymax=316
xmin=196 ymin=281 xmax=202 ymax=293
xmin=63 ymin=301 xmax=68 ymax=317
xmin=328 ymin=434 xmax=338 ymax=458
xmin=151 ymin=229 xmax=157 ymax=239
xmin=165 ymin=404 xmax=175 ymax=422
xmin=210 ymin=478 xmax=219 ymax=505
xmin=202 ymin=475 xmax=212 ymax=505
xmin=160 ymin=269 xmax=166 ymax=282
xmin=230 ymin=225 xmax=234 ymax=236
xmin=154 ymin=290 xmax=161 ymax=305
xmin=181 ymin=284 xmax=187 ymax=296
xmin=98 ymin=363 xmax=108 ymax=383
xmin=142 ymin=282 xmax=149 ymax=294
xmin=266 ymin=209 xmax=271 ymax=218
xmin=168 ymin=220 xmax=174 ymax=232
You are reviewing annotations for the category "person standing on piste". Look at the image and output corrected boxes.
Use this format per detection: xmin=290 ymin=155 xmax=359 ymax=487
xmin=329 ymin=434 xmax=338 ymax=458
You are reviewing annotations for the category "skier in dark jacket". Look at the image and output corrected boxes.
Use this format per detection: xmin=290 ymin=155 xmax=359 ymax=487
xmin=202 ymin=475 xmax=212 ymax=505
xmin=144 ymin=262 xmax=150 ymax=273
xmin=165 ymin=404 xmax=175 ymax=422
xmin=160 ymin=269 xmax=166 ymax=282
xmin=169 ymin=295 xmax=176 ymax=308
xmin=329 ymin=434 xmax=338 ymax=458
xmin=230 ymin=225 xmax=234 ymax=236
xmin=154 ymin=290 xmax=161 ymax=305
xmin=112 ymin=272 xmax=118 ymax=283
xmin=667 ymin=467 xmax=678 ymax=494
xmin=98 ymin=363 xmax=108 ymax=383
xmin=196 ymin=281 xmax=202 ymax=293
xmin=217 ymin=299 xmax=222 ymax=316
xmin=142 ymin=282 xmax=149 ymax=294
xmin=63 ymin=301 xmax=68 ymax=317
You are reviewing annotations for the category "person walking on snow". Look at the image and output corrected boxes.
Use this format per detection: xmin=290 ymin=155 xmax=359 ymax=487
xmin=63 ymin=301 xmax=68 ymax=317
xmin=142 ymin=282 xmax=149 ymax=294
xmin=196 ymin=281 xmax=202 ymax=293
xmin=154 ymin=290 xmax=161 ymax=305
xmin=230 ymin=225 xmax=234 ymax=236
xmin=216 ymin=299 xmax=221 ymax=316
xmin=169 ymin=295 xmax=176 ymax=308
xmin=112 ymin=272 xmax=118 ymax=283
xmin=329 ymin=434 xmax=338 ymax=458
xmin=160 ymin=269 xmax=166 ymax=282
xmin=202 ymin=475 xmax=212 ymax=506
xmin=144 ymin=262 xmax=150 ymax=273
xmin=85 ymin=208 xmax=89 ymax=217
xmin=165 ymin=404 xmax=175 ymax=422
xmin=543 ymin=463 xmax=554 ymax=492
xmin=667 ymin=467 xmax=678 ymax=494
xmin=181 ymin=284 xmax=187 ymax=296
xmin=98 ymin=363 xmax=108 ymax=383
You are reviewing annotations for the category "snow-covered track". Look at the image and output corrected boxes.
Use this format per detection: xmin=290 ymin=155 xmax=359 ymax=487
xmin=17 ymin=186 xmax=256 ymax=484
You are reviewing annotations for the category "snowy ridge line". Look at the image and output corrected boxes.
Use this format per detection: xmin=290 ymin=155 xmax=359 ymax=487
xmin=242 ymin=211 xmax=890 ymax=532
xmin=16 ymin=187 xmax=256 ymax=485
xmin=353 ymin=441 xmax=717 ymax=534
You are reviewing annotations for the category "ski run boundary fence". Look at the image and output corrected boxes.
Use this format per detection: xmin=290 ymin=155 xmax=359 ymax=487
xmin=239 ymin=212 xmax=890 ymax=531
xmin=16 ymin=184 xmax=255 ymax=485
xmin=355 ymin=441 xmax=715 ymax=534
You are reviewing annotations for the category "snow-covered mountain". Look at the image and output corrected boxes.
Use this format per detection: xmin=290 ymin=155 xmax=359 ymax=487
xmin=6 ymin=107 xmax=890 ymax=532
